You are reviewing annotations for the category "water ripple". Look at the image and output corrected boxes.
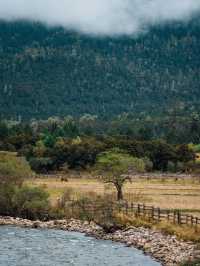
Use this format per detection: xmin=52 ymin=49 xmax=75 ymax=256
xmin=0 ymin=226 xmax=160 ymax=266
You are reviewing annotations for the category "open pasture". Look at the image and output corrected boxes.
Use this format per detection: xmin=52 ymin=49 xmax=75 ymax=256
xmin=26 ymin=173 xmax=200 ymax=217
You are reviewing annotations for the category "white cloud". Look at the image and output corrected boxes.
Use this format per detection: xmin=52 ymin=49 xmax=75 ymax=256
xmin=0 ymin=0 xmax=199 ymax=35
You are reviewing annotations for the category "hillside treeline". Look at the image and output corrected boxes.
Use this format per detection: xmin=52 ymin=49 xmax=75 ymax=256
xmin=0 ymin=18 xmax=200 ymax=119
xmin=0 ymin=117 xmax=197 ymax=174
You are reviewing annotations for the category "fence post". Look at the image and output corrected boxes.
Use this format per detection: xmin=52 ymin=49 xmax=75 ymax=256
xmin=158 ymin=208 xmax=161 ymax=221
xmin=151 ymin=206 xmax=154 ymax=220
xmin=173 ymin=210 xmax=176 ymax=224
xmin=105 ymin=202 xmax=200 ymax=229
xmin=137 ymin=204 xmax=140 ymax=216
xmin=131 ymin=202 xmax=134 ymax=216
xmin=186 ymin=215 xmax=189 ymax=225
xmin=191 ymin=216 xmax=194 ymax=226
xmin=143 ymin=204 xmax=145 ymax=216
xmin=167 ymin=210 xmax=170 ymax=222
xmin=177 ymin=211 xmax=181 ymax=225
xmin=195 ymin=217 xmax=198 ymax=232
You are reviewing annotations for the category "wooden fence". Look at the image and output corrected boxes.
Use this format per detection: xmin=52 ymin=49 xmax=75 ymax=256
xmin=120 ymin=202 xmax=200 ymax=228
xmin=68 ymin=200 xmax=200 ymax=229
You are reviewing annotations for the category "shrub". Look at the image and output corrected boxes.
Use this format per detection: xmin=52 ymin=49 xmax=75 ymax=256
xmin=176 ymin=144 xmax=195 ymax=163
xmin=167 ymin=161 xmax=176 ymax=172
xmin=176 ymin=161 xmax=185 ymax=172
xmin=13 ymin=186 xmax=50 ymax=220
xmin=188 ymin=143 xmax=200 ymax=153
xmin=0 ymin=151 xmax=33 ymax=186
xmin=0 ymin=184 xmax=17 ymax=216
xmin=142 ymin=157 xmax=153 ymax=172
xmin=156 ymin=222 xmax=200 ymax=242
xmin=58 ymin=191 xmax=116 ymax=227
xmin=57 ymin=188 xmax=75 ymax=209
xmin=29 ymin=157 xmax=55 ymax=173
xmin=0 ymin=185 xmax=50 ymax=220
xmin=186 ymin=161 xmax=200 ymax=174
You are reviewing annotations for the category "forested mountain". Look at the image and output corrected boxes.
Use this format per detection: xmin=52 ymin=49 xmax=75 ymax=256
xmin=0 ymin=17 xmax=200 ymax=120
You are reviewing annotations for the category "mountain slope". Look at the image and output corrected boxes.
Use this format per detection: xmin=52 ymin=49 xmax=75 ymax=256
xmin=0 ymin=18 xmax=200 ymax=119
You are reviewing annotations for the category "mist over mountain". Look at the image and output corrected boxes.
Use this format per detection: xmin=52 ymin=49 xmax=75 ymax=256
xmin=1 ymin=0 xmax=200 ymax=35
xmin=0 ymin=15 xmax=200 ymax=120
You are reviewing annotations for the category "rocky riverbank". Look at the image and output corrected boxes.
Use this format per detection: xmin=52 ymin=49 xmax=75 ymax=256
xmin=0 ymin=216 xmax=199 ymax=266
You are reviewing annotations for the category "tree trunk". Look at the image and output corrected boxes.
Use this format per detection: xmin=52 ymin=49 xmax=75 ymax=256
xmin=116 ymin=186 xmax=123 ymax=201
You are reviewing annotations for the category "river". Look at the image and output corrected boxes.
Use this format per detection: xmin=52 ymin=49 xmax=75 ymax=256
xmin=0 ymin=226 xmax=160 ymax=266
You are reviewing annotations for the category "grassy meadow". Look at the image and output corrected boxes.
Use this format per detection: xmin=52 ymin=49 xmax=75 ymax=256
xmin=26 ymin=173 xmax=200 ymax=217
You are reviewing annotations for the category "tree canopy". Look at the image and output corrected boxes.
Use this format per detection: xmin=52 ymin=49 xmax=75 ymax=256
xmin=96 ymin=149 xmax=145 ymax=200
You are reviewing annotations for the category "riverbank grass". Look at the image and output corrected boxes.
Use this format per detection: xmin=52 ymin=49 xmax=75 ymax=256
xmin=115 ymin=213 xmax=200 ymax=242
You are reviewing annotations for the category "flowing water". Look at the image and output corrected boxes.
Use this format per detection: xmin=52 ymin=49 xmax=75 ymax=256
xmin=0 ymin=226 xmax=161 ymax=266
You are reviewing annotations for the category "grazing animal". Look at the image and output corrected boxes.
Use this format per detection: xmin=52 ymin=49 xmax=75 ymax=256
xmin=60 ymin=177 xmax=68 ymax=182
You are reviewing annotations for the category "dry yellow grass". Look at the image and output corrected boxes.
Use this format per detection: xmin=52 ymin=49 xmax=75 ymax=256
xmin=26 ymin=173 xmax=200 ymax=217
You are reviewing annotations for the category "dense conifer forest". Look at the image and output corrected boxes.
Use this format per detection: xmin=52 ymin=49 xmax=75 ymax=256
xmin=0 ymin=16 xmax=200 ymax=120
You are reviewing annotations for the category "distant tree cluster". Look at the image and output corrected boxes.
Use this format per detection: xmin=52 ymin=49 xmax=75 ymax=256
xmin=0 ymin=117 xmax=196 ymax=174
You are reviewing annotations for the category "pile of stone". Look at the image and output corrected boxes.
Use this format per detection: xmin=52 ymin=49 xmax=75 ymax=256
xmin=0 ymin=216 xmax=199 ymax=266
xmin=104 ymin=227 xmax=199 ymax=265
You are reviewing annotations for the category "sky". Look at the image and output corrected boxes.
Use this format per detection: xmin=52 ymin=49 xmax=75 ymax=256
xmin=0 ymin=0 xmax=200 ymax=35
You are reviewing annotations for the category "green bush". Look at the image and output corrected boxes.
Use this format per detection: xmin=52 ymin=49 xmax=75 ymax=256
xmin=189 ymin=143 xmax=200 ymax=153
xmin=0 ymin=151 xmax=50 ymax=220
xmin=167 ymin=161 xmax=176 ymax=173
xmin=186 ymin=161 xmax=200 ymax=174
xmin=29 ymin=157 xmax=55 ymax=173
xmin=176 ymin=161 xmax=185 ymax=172
xmin=58 ymin=191 xmax=116 ymax=227
xmin=0 ymin=151 xmax=33 ymax=186
xmin=0 ymin=185 xmax=50 ymax=220
xmin=142 ymin=157 xmax=153 ymax=172
xmin=0 ymin=184 xmax=17 ymax=216
xmin=13 ymin=186 xmax=50 ymax=220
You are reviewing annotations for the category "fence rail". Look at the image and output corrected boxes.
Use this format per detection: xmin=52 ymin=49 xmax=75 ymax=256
xmin=123 ymin=203 xmax=200 ymax=228
xmin=68 ymin=200 xmax=200 ymax=229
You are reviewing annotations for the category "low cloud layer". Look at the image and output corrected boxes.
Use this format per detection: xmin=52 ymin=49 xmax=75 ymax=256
xmin=0 ymin=0 xmax=200 ymax=35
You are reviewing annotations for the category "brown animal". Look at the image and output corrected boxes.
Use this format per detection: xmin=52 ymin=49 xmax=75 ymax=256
xmin=60 ymin=177 xmax=68 ymax=182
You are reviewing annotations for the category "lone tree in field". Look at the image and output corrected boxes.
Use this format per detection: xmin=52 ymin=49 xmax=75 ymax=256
xmin=96 ymin=149 xmax=145 ymax=201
